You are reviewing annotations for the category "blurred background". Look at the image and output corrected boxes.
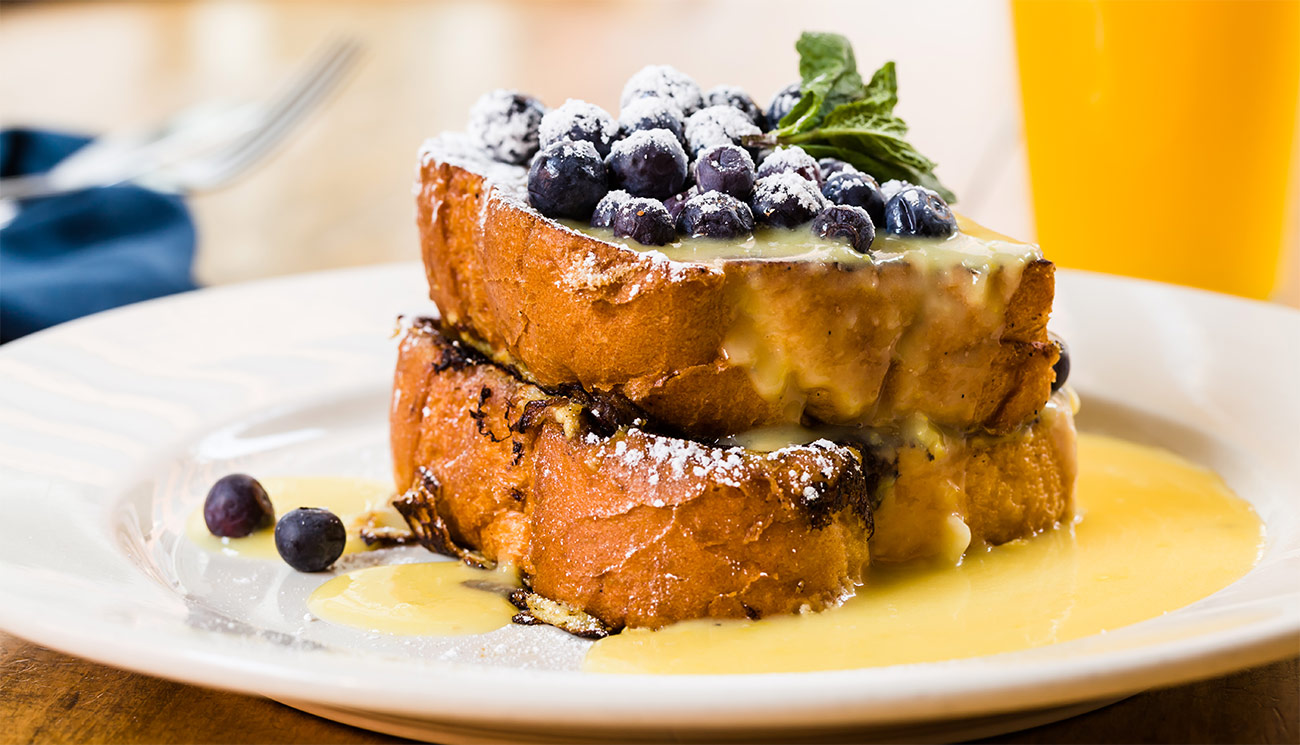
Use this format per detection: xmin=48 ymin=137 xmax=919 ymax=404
xmin=1 ymin=0 xmax=1297 ymax=335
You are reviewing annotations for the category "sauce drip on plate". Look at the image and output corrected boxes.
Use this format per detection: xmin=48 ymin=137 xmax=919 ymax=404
xmin=308 ymin=563 xmax=518 ymax=636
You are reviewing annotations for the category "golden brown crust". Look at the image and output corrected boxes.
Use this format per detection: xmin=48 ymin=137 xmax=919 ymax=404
xmin=391 ymin=321 xmax=873 ymax=629
xmin=391 ymin=321 xmax=1077 ymax=628
xmin=417 ymin=140 xmax=1058 ymax=438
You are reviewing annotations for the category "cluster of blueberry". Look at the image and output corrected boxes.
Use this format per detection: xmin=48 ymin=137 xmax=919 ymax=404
xmin=204 ymin=474 xmax=346 ymax=572
xmin=467 ymin=66 xmax=958 ymax=252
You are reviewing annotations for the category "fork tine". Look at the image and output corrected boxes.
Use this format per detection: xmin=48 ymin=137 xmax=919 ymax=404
xmin=188 ymin=38 xmax=362 ymax=189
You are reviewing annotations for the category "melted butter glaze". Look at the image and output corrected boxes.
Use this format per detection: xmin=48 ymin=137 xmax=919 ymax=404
xmin=185 ymin=477 xmax=403 ymax=559
xmin=582 ymin=434 xmax=1264 ymax=674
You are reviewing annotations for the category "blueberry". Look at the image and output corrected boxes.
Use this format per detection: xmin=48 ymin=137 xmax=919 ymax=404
xmin=818 ymin=157 xmax=856 ymax=179
xmin=812 ymin=205 xmax=876 ymax=254
xmin=203 ymin=474 xmax=274 ymax=538
xmin=619 ymin=97 xmax=685 ymax=144
xmin=766 ymin=82 xmax=802 ymax=128
xmin=612 ymin=197 xmax=676 ymax=246
xmin=693 ymin=144 xmax=756 ymax=200
xmin=676 ymin=190 xmax=754 ymax=239
xmin=663 ymin=186 xmax=701 ymax=221
xmin=705 ymin=85 xmax=764 ymax=127
xmin=751 ymin=172 xmax=825 ymax=228
xmin=684 ymin=105 xmax=761 ymax=159
xmin=591 ymin=190 xmax=631 ymax=228
xmin=528 ymin=140 xmax=608 ymax=219
xmin=1050 ymin=334 xmax=1070 ymax=393
xmin=467 ymin=89 xmax=547 ymax=165
xmin=274 ymin=507 xmax=346 ymax=572
xmin=538 ymin=99 xmax=618 ymax=157
xmin=883 ymin=186 xmax=958 ymax=238
xmin=620 ymin=65 xmax=704 ymax=116
xmin=605 ymin=129 xmax=688 ymax=199
xmin=757 ymin=146 xmax=821 ymax=185
xmin=822 ymin=171 xmax=885 ymax=227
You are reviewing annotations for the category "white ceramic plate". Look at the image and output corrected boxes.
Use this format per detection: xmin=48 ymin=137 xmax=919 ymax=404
xmin=0 ymin=263 xmax=1297 ymax=744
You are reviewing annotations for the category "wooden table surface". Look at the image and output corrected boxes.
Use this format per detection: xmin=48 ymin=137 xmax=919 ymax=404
xmin=1 ymin=2 xmax=1297 ymax=743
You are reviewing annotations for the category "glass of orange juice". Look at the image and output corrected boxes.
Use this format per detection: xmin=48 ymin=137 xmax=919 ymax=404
xmin=1012 ymin=0 xmax=1299 ymax=300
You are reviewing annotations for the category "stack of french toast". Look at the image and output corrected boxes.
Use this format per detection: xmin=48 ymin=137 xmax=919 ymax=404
xmin=391 ymin=38 xmax=1077 ymax=636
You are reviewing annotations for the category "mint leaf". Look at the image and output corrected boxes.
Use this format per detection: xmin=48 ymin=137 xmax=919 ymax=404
xmin=858 ymin=61 xmax=898 ymax=116
xmin=749 ymin=34 xmax=957 ymax=202
xmin=774 ymin=32 xmax=865 ymax=136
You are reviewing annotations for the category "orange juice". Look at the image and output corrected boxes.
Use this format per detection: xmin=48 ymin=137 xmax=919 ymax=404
xmin=1012 ymin=0 xmax=1299 ymax=299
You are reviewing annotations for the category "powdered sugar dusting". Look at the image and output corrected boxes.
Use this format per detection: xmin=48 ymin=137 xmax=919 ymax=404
xmin=684 ymin=105 xmax=761 ymax=157
xmin=609 ymin=128 xmax=683 ymax=160
xmin=754 ymin=171 xmax=826 ymax=212
xmin=419 ymin=133 xmax=528 ymax=196
xmin=757 ymin=146 xmax=818 ymax=178
xmin=467 ymin=89 xmax=545 ymax=165
xmin=589 ymin=428 xmax=855 ymax=496
xmin=538 ymin=99 xmax=617 ymax=152
xmin=620 ymin=64 xmax=704 ymax=115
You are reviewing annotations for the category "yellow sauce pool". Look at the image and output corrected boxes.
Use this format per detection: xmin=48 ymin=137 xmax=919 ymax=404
xmin=308 ymin=562 xmax=518 ymax=636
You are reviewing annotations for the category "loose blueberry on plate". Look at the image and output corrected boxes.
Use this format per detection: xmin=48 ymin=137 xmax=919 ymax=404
xmin=752 ymin=172 xmax=826 ymax=228
xmin=822 ymin=170 xmax=885 ymax=227
xmin=684 ymin=105 xmax=761 ymax=159
xmin=705 ymin=84 xmax=764 ymax=127
xmin=612 ymin=197 xmax=677 ymax=246
xmin=1050 ymin=333 xmax=1070 ymax=393
xmin=663 ymin=185 xmax=701 ymax=220
xmin=619 ymin=97 xmax=686 ymax=144
xmin=528 ymin=140 xmax=608 ymax=219
xmin=676 ymin=190 xmax=754 ymax=239
xmin=203 ymin=474 xmax=274 ymax=538
xmin=883 ymin=186 xmax=958 ymax=238
xmin=756 ymin=146 xmax=821 ymax=185
xmin=605 ymin=129 xmax=688 ymax=199
xmin=467 ymin=89 xmax=547 ymax=165
xmin=766 ymin=82 xmax=802 ymax=127
xmin=538 ymin=99 xmax=619 ymax=157
xmin=693 ymin=144 xmax=756 ymax=200
xmin=818 ymin=157 xmax=856 ymax=179
xmin=275 ymin=507 xmax=346 ymax=572
xmin=592 ymin=190 xmax=632 ymax=228
xmin=812 ymin=205 xmax=876 ymax=254
xmin=620 ymin=64 xmax=705 ymax=116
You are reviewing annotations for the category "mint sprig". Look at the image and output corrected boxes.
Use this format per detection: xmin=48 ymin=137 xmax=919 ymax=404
xmin=746 ymin=32 xmax=955 ymax=203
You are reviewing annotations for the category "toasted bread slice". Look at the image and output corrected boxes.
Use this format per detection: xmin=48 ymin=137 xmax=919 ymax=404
xmin=416 ymin=135 xmax=1058 ymax=438
xmin=390 ymin=319 xmax=1076 ymax=629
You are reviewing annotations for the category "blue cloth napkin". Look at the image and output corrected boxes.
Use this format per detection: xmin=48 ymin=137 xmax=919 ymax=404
xmin=0 ymin=128 xmax=198 ymax=343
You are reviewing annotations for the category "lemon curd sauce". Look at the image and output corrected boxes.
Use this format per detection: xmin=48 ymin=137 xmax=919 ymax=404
xmin=570 ymin=215 xmax=1040 ymax=271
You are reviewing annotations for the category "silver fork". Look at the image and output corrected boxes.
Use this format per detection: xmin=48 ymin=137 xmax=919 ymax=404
xmin=141 ymin=38 xmax=363 ymax=194
xmin=0 ymin=38 xmax=363 ymax=201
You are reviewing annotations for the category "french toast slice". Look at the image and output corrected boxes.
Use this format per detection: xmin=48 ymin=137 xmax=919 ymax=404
xmin=417 ymin=135 xmax=1058 ymax=439
xmin=390 ymin=318 xmax=1076 ymax=630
